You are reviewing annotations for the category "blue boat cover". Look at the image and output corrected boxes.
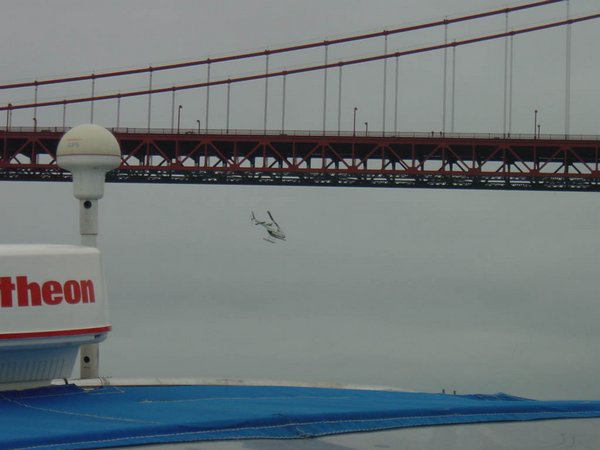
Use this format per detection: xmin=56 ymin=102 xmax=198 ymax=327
xmin=1 ymin=384 xmax=600 ymax=449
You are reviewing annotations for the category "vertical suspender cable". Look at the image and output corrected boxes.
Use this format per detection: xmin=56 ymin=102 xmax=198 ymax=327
xmin=565 ymin=0 xmax=571 ymax=136
xmin=281 ymin=73 xmax=287 ymax=133
xmin=382 ymin=34 xmax=388 ymax=134
xmin=337 ymin=65 xmax=343 ymax=135
xmin=205 ymin=61 xmax=211 ymax=132
xmin=33 ymin=82 xmax=38 ymax=129
xmin=264 ymin=53 xmax=269 ymax=133
xmin=226 ymin=80 xmax=231 ymax=133
xmin=147 ymin=68 xmax=153 ymax=130
xmin=451 ymin=43 xmax=456 ymax=133
xmin=394 ymin=56 xmax=399 ymax=134
xmin=508 ymin=34 xmax=514 ymax=135
xmin=323 ymin=44 xmax=328 ymax=133
xmin=90 ymin=75 xmax=95 ymax=124
xmin=442 ymin=21 xmax=448 ymax=134
xmin=62 ymin=101 xmax=66 ymax=128
xmin=171 ymin=88 xmax=175 ymax=132
xmin=116 ymin=94 xmax=121 ymax=129
xmin=503 ymin=13 xmax=509 ymax=136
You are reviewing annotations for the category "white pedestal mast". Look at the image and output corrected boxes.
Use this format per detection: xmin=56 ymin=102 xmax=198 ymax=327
xmin=56 ymin=124 xmax=121 ymax=379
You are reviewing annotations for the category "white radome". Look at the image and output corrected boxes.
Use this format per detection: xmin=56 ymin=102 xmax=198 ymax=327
xmin=57 ymin=124 xmax=121 ymax=200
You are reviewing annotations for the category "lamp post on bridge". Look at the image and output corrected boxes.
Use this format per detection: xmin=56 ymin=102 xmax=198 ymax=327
xmin=197 ymin=120 xmax=201 ymax=134
xmin=538 ymin=124 xmax=541 ymax=139
xmin=364 ymin=121 xmax=369 ymax=135
xmin=33 ymin=117 xmax=37 ymax=132
xmin=353 ymin=107 xmax=358 ymax=136
xmin=177 ymin=105 xmax=183 ymax=134
xmin=534 ymin=109 xmax=538 ymax=139
xmin=6 ymin=104 xmax=12 ymax=131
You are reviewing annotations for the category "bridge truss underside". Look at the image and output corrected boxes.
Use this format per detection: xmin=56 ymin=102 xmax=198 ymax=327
xmin=2 ymin=131 xmax=600 ymax=191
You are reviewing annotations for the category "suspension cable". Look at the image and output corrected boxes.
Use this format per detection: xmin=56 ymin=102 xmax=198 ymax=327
xmin=0 ymin=0 xmax=563 ymax=90
xmin=2 ymin=12 xmax=597 ymax=112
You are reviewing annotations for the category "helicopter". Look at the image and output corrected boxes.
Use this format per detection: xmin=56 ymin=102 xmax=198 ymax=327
xmin=251 ymin=211 xmax=286 ymax=243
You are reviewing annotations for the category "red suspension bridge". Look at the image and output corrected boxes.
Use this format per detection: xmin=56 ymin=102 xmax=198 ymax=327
xmin=1 ymin=0 xmax=599 ymax=191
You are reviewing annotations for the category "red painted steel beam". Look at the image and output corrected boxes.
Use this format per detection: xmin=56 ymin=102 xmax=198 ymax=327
xmin=0 ymin=0 xmax=563 ymax=91
xmin=2 ymin=130 xmax=600 ymax=191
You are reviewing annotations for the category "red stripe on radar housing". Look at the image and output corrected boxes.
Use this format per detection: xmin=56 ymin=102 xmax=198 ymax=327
xmin=0 ymin=326 xmax=111 ymax=340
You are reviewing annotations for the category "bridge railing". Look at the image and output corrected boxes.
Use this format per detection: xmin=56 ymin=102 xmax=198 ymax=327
xmin=2 ymin=127 xmax=600 ymax=141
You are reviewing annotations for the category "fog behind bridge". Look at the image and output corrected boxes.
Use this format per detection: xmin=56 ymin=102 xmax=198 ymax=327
xmin=1 ymin=0 xmax=600 ymax=400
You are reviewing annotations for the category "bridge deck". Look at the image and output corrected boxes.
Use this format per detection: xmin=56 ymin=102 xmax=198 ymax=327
xmin=2 ymin=129 xmax=600 ymax=191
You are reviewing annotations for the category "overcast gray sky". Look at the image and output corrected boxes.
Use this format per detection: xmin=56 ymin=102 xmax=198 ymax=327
xmin=1 ymin=0 xmax=600 ymax=400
